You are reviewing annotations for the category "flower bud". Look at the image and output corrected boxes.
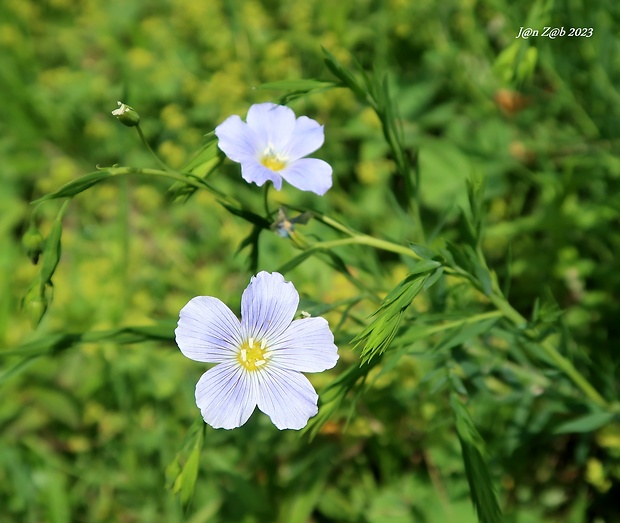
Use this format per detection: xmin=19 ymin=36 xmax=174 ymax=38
xmin=111 ymin=101 xmax=140 ymax=127
xmin=22 ymin=225 xmax=45 ymax=264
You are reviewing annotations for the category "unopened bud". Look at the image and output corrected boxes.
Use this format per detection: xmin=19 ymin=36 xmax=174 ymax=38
xmin=22 ymin=225 xmax=45 ymax=264
xmin=111 ymin=101 xmax=140 ymax=127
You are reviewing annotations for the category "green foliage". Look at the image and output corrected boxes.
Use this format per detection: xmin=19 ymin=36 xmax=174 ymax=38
xmin=38 ymin=200 xmax=70 ymax=288
xmin=353 ymin=261 xmax=439 ymax=364
xmin=166 ymin=421 xmax=205 ymax=509
xmin=451 ymin=394 xmax=502 ymax=523
xmin=1 ymin=0 xmax=620 ymax=521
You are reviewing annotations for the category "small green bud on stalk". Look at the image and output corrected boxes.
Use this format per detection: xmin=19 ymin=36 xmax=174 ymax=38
xmin=111 ymin=101 xmax=140 ymax=127
xmin=22 ymin=225 xmax=45 ymax=264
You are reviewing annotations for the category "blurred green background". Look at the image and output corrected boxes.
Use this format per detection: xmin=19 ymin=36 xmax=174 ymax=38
xmin=1 ymin=0 xmax=620 ymax=521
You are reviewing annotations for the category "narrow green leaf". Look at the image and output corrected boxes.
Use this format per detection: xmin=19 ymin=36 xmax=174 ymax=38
xmin=321 ymin=47 xmax=367 ymax=100
xmin=531 ymin=297 xmax=541 ymax=323
xmin=1 ymin=321 xmax=176 ymax=358
xmin=39 ymin=200 xmax=70 ymax=287
xmin=277 ymin=249 xmax=316 ymax=274
xmin=33 ymin=170 xmax=114 ymax=203
xmin=177 ymin=429 xmax=203 ymax=506
xmin=167 ymin=421 xmax=205 ymax=509
xmin=257 ymin=79 xmax=337 ymax=91
xmin=466 ymin=174 xmax=486 ymax=229
xmin=181 ymin=133 xmax=219 ymax=173
xmin=409 ymin=242 xmax=437 ymax=260
xmin=236 ymin=225 xmax=262 ymax=272
xmin=0 ymin=357 xmax=38 ymax=385
xmin=408 ymin=258 xmax=441 ymax=276
xmin=353 ymin=269 xmax=438 ymax=364
xmin=354 ymin=58 xmax=378 ymax=100
xmin=34 ymin=167 xmax=217 ymax=204
xmin=169 ymin=136 xmax=223 ymax=200
xmin=553 ymin=412 xmax=615 ymax=434
xmin=444 ymin=240 xmax=471 ymax=273
xmin=433 ymin=317 xmax=499 ymax=354
xmin=424 ymin=267 xmax=444 ymax=290
xmin=220 ymin=202 xmax=271 ymax=228
xmin=438 ymin=246 xmax=457 ymax=268
xmin=450 ymin=394 xmax=502 ymax=523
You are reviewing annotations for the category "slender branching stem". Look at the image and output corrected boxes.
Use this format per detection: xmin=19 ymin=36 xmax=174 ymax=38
xmin=307 ymin=233 xmax=609 ymax=409
xmin=135 ymin=125 xmax=172 ymax=172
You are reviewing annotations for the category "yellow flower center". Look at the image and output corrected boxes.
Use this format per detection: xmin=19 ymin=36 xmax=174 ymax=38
xmin=237 ymin=337 xmax=269 ymax=371
xmin=260 ymin=148 xmax=287 ymax=171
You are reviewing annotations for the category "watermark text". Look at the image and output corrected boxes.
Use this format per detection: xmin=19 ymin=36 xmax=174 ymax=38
xmin=516 ymin=26 xmax=593 ymax=39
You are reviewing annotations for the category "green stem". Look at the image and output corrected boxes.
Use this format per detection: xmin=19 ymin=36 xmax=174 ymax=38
xmin=263 ymin=183 xmax=274 ymax=221
xmin=106 ymin=167 xmax=230 ymax=201
xmin=421 ymin=310 xmax=503 ymax=337
xmin=116 ymin=176 xmax=130 ymax=324
xmin=315 ymin=214 xmax=358 ymax=237
xmin=135 ymin=125 xmax=172 ymax=172
xmin=313 ymin=235 xmax=422 ymax=259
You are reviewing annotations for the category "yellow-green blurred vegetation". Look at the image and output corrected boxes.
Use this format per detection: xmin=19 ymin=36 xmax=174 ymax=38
xmin=1 ymin=0 xmax=620 ymax=521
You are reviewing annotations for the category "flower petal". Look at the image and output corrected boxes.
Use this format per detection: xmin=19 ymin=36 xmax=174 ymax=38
xmin=195 ymin=362 xmax=258 ymax=429
xmin=240 ymin=158 xmax=283 ymax=190
xmin=215 ymin=115 xmax=260 ymax=162
xmin=267 ymin=317 xmax=339 ymax=372
xmin=256 ymin=367 xmax=318 ymax=430
xmin=279 ymin=158 xmax=333 ymax=195
xmin=246 ymin=103 xmax=296 ymax=151
xmin=241 ymin=272 xmax=299 ymax=341
xmin=176 ymin=296 xmax=242 ymax=363
xmin=282 ymin=116 xmax=325 ymax=161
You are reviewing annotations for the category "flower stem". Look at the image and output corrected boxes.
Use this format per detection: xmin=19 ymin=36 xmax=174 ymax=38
xmin=263 ymin=183 xmax=274 ymax=221
xmin=313 ymin=235 xmax=421 ymax=259
xmin=135 ymin=125 xmax=173 ymax=172
xmin=421 ymin=310 xmax=503 ymax=336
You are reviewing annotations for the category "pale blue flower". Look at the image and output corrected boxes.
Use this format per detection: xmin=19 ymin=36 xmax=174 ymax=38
xmin=215 ymin=103 xmax=333 ymax=195
xmin=175 ymin=272 xmax=339 ymax=430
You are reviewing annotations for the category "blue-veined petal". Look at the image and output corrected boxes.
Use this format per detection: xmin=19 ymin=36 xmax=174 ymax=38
xmin=176 ymin=296 xmax=243 ymax=363
xmin=241 ymin=272 xmax=298 ymax=341
xmin=267 ymin=317 xmax=339 ymax=372
xmin=256 ymin=366 xmax=318 ymax=430
xmin=280 ymin=158 xmax=333 ymax=195
xmin=215 ymin=103 xmax=332 ymax=195
xmin=246 ymin=103 xmax=296 ymax=151
xmin=282 ymin=116 xmax=325 ymax=161
xmin=214 ymin=115 xmax=261 ymax=162
xmin=240 ymin=158 xmax=283 ymax=189
xmin=195 ymin=362 xmax=258 ymax=429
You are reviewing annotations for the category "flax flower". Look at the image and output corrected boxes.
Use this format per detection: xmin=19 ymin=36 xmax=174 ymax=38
xmin=175 ymin=272 xmax=339 ymax=430
xmin=215 ymin=103 xmax=332 ymax=195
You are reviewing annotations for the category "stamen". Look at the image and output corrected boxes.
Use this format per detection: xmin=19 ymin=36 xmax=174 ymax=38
xmin=237 ymin=337 xmax=270 ymax=371
xmin=260 ymin=147 xmax=287 ymax=172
